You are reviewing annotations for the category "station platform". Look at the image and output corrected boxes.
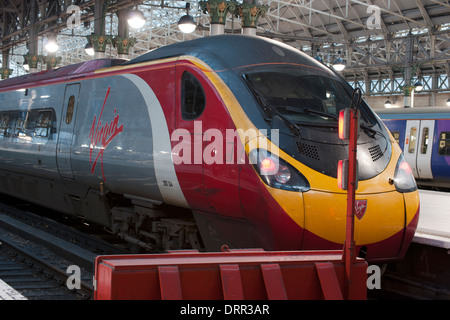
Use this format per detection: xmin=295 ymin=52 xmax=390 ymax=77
xmin=414 ymin=190 xmax=450 ymax=249
xmin=0 ymin=278 xmax=26 ymax=300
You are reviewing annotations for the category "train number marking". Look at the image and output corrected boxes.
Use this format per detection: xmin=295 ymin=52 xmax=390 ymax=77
xmin=163 ymin=180 xmax=173 ymax=187
xmin=89 ymin=86 xmax=124 ymax=181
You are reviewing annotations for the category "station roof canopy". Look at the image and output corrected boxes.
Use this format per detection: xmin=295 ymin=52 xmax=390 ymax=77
xmin=0 ymin=0 xmax=449 ymax=81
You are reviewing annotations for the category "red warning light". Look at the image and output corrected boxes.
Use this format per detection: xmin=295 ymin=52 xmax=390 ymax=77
xmin=260 ymin=158 xmax=277 ymax=174
xmin=339 ymin=109 xmax=350 ymax=140
xmin=337 ymin=160 xmax=346 ymax=190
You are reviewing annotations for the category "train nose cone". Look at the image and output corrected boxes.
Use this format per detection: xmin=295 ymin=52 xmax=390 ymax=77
xmin=301 ymin=190 xmax=409 ymax=261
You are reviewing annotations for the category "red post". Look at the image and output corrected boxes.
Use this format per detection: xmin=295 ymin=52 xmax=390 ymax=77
xmin=339 ymin=88 xmax=362 ymax=299
xmin=342 ymin=107 xmax=358 ymax=299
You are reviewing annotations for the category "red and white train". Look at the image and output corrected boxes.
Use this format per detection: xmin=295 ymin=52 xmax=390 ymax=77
xmin=0 ymin=35 xmax=419 ymax=262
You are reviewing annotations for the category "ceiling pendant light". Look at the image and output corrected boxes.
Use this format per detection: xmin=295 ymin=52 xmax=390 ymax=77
xmin=414 ymin=81 xmax=424 ymax=91
xmin=84 ymin=42 xmax=95 ymax=56
xmin=45 ymin=35 xmax=59 ymax=53
xmin=332 ymin=57 xmax=346 ymax=72
xmin=178 ymin=3 xmax=196 ymax=34
xmin=128 ymin=9 xmax=146 ymax=29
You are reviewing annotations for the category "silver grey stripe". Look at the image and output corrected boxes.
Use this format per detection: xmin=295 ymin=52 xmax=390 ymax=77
xmin=120 ymin=73 xmax=189 ymax=208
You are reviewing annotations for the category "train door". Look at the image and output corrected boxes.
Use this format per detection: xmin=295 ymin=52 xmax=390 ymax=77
xmin=416 ymin=120 xmax=434 ymax=179
xmin=56 ymin=83 xmax=80 ymax=179
xmin=174 ymin=65 xmax=210 ymax=213
xmin=404 ymin=120 xmax=420 ymax=178
xmin=175 ymin=62 xmax=241 ymax=217
xmin=404 ymin=120 xmax=434 ymax=179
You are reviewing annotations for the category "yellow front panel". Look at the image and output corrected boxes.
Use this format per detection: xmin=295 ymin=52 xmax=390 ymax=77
xmin=265 ymin=187 xmax=305 ymax=229
xmin=404 ymin=190 xmax=420 ymax=225
xmin=303 ymin=191 xmax=405 ymax=245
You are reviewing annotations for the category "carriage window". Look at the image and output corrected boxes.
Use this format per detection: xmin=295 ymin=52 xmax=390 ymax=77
xmin=15 ymin=111 xmax=29 ymax=138
xmin=408 ymin=127 xmax=417 ymax=153
xmin=35 ymin=110 xmax=53 ymax=138
xmin=181 ymin=72 xmax=205 ymax=120
xmin=0 ymin=113 xmax=11 ymax=137
xmin=439 ymin=131 xmax=450 ymax=156
xmin=391 ymin=131 xmax=400 ymax=144
xmin=66 ymin=95 xmax=75 ymax=124
xmin=420 ymin=127 xmax=429 ymax=154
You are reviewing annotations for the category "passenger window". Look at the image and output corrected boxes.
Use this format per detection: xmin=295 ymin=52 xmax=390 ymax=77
xmin=420 ymin=127 xmax=429 ymax=154
xmin=181 ymin=72 xmax=206 ymax=120
xmin=391 ymin=131 xmax=400 ymax=144
xmin=35 ymin=110 xmax=53 ymax=138
xmin=408 ymin=127 xmax=417 ymax=153
xmin=439 ymin=131 xmax=450 ymax=156
xmin=66 ymin=95 xmax=75 ymax=124
xmin=15 ymin=111 xmax=29 ymax=138
xmin=0 ymin=113 xmax=11 ymax=137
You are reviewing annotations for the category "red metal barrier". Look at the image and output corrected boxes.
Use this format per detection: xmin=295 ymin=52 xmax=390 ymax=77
xmin=94 ymin=249 xmax=367 ymax=300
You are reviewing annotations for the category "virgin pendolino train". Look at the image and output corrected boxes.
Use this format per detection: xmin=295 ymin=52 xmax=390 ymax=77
xmin=0 ymin=35 xmax=419 ymax=262
xmin=377 ymin=107 xmax=450 ymax=190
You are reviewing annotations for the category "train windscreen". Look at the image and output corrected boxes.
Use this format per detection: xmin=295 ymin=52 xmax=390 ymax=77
xmin=244 ymin=66 xmax=377 ymax=128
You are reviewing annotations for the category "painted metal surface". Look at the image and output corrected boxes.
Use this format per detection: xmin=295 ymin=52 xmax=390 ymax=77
xmin=94 ymin=249 xmax=368 ymax=300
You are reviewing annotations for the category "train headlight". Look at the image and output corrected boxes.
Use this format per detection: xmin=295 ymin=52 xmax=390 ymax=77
xmin=275 ymin=165 xmax=291 ymax=184
xmin=249 ymin=149 xmax=310 ymax=192
xmin=394 ymin=154 xmax=417 ymax=193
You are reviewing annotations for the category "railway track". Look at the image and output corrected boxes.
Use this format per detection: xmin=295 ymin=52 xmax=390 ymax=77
xmin=0 ymin=199 xmax=129 ymax=300
xmin=378 ymin=271 xmax=450 ymax=300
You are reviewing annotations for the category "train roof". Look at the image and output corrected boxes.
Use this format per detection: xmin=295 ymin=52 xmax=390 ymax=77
xmin=0 ymin=59 xmax=126 ymax=90
xmin=0 ymin=35 xmax=330 ymax=90
xmin=376 ymin=107 xmax=450 ymax=119
xmin=124 ymin=34 xmax=328 ymax=73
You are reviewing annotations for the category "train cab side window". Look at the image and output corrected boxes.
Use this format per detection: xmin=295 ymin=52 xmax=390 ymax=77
xmin=438 ymin=132 xmax=450 ymax=156
xmin=66 ymin=95 xmax=75 ymax=124
xmin=181 ymin=72 xmax=206 ymax=120
xmin=420 ymin=127 xmax=429 ymax=154
xmin=35 ymin=110 xmax=53 ymax=138
xmin=408 ymin=127 xmax=417 ymax=153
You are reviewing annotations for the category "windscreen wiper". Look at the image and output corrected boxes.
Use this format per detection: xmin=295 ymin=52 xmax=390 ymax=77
xmin=302 ymin=108 xmax=338 ymax=120
xmin=244 ymin=76 xmax=302 ymax=137
xmin=303 ymin=107 xmax=378 ymax=138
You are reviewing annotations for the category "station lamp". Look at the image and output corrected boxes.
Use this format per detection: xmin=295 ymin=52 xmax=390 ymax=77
xmin=384 ymin=100 xmax=392 ymax=108
xmin=178 ymin=3 xmax=196 ymax=34
xmin=447 ymin=98 xmax=450 ymax=107
xmin=332 ymin=57 xmax=346 ymax=72
xmin=84 ymin=42 xmax=95 ymax=56
xmin=414 ymin=81 xmax=424 ymax=91
xmin=128 ymin=9 xmax=146 ymax=29
xmin=45 ymin=35 xmax=59 ymax=53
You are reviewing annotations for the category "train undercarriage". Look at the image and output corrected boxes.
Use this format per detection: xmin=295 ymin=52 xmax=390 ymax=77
xmin=0 ymin=170 xmax=204 ymax=253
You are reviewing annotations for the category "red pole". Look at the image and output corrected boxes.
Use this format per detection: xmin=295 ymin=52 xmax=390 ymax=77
xmin=342 ymin=88 xmax=361 ymax=300
xmin=343 ymin=109 xmax=358 ymax=292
